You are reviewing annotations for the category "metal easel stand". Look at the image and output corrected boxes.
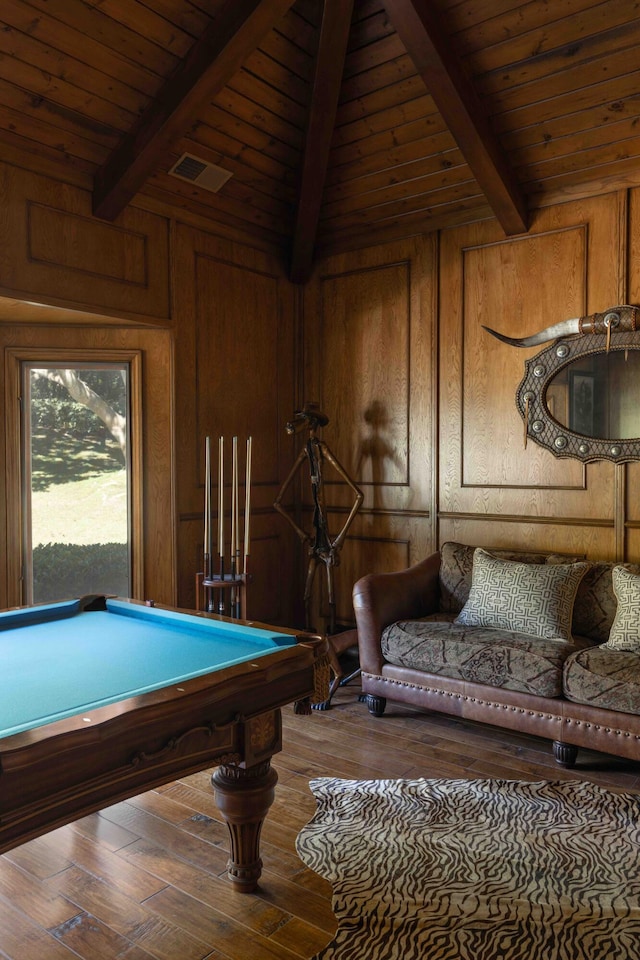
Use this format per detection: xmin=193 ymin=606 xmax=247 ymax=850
xmin=274 ymin=403 xmax=364 ymax=709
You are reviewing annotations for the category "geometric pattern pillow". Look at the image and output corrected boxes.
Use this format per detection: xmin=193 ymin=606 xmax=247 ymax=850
xmin=455 ymin=548 xmax=589 ymax=641
xmin=606 ymin=566 xmax=640 ymax=651
xmin=438 ymin=541 xmax=552 ymax=615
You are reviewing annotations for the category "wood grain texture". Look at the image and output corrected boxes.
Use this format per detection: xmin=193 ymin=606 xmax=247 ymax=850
xmin=319 ymin=260 xmax=411 ymax=486
xmin=290 ymin=0 xmax=355 ymax=283
xmin=460 ymin=224 xmax=587 ymax=488
xmin=93 ymin=0 xmax=297 ymax=220
xmin=383 ymin=0 xmax=528 ymax=235
xmin=1 ymin=172 xmax=639 ymax=633
xmin=1 ymin=1 xmax=640 ymax=262
xmin=0 ymin=164 xmax=170 ymax=323
xmin=437 ymin=191 xmax=630 ymax=561
xmin=172 ymin=222 xmax=300 ymax=620
xmin=0 ymin=677 xmax=638 ymax=960
xmin=301 ymin=235 xmax=437 ymax=627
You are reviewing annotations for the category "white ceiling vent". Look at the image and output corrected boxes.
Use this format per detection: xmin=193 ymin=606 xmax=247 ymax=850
xmin=168 ymin=153 xmax=233 ymax=193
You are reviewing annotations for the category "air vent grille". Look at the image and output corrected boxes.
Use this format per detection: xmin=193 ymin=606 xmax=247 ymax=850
xmin=168 ymin=153 xmax=233 ymax=193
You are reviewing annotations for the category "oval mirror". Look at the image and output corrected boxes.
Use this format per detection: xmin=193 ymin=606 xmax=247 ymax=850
xmin=516 ymin=332 xmax=640 ymax=462
xmin=546 ymin=349 xmax=640 ymax=440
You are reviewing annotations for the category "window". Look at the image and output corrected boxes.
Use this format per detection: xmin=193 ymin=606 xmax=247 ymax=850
xmin=21 ymin=362 xmax=132 ymax=603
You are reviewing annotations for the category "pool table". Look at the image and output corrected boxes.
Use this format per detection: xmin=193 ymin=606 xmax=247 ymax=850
xmin=0 ymin=595 xmax=327 ymax=892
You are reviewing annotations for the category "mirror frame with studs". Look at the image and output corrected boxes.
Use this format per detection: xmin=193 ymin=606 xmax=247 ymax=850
xmin=484 ymin=306 xmax=640 ymax=463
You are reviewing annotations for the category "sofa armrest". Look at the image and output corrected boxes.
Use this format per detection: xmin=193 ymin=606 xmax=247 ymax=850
xmin=352 ymin=551 xmax=441 ymax=674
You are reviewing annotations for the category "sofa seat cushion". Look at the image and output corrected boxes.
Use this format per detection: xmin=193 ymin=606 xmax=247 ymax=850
xmin=381 ymin=615 xmax=582 ymax=697
xmin=563 ymin=646 xmax=640 ymax=713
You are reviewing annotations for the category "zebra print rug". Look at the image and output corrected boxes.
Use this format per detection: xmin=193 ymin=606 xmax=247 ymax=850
xmin=296 ymin=777 xmax=640 ymax=959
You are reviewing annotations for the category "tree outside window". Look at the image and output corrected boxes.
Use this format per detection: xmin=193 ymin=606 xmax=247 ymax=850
xmin=24 ymin=364 xmax=131 ymax=603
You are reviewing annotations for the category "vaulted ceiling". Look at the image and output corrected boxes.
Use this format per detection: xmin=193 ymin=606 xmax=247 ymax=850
xmin=2 ymin=0 xmax=640 ymax=282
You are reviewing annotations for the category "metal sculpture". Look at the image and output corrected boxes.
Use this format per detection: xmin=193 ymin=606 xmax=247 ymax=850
xmin=274 ymin=402 xmax=363 ymax=636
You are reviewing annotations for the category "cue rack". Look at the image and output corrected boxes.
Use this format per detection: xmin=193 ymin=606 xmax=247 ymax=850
xmin=195 ymin=435 xmax=252 ymax=619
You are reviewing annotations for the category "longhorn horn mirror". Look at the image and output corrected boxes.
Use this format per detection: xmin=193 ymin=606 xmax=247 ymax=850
xmin=485 ymin=306 xmax=640 ymax=463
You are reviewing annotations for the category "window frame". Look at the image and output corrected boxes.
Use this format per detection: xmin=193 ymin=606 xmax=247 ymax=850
xmin=4 ymin=347 xmax=143 ymax=606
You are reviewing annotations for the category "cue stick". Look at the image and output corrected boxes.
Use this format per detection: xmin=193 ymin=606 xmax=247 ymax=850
xmin=204 ymin=436 xmax=209 ymax=569
xmin=231 ymin=436 xmax=240 ymax=617
xmin=231 ymin=436 xmax=237 ymax=575
xmin=243 ymin=436 xmax=252 ymax=578
xmin=218 ymin=436 xmax=225 ymax=613
xmin=234 ymin=437 xmax=240 ymax=568
xmin=204 ymin=437 xmax=213 ymax=609
xmin=218 ymin=435 xmax=224 ymax=559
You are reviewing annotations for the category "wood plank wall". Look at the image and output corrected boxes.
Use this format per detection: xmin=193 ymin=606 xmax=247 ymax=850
xmin=437 ymin=192 xmax=628 ymax=559
xmin=301 ymin=236 xmax=437 ymax=630
xmin=0 ymin=160 xmax=302 ymax=622
xmin=1 ymin=156 xmax=640 ymax=628
xmin=172 ymin=223 xmax=301 ymax=623
xmin=304 ymin=189 xmax=640 ymax=632
xmin=625 ymin=189 xmax=640 ymax=562
xmin=0 ymin=161 xmax=176 ymax=611
xmin=0 ymin=164 xmax=170 ymax=323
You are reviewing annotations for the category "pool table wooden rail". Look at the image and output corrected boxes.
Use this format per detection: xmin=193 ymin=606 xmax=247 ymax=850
xmin=0 ymin=601 xmax=327 ymax=892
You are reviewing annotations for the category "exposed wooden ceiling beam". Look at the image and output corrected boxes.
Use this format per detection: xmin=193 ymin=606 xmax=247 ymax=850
xmin=289 ymin=0 xmax=356 ymax=284
xmin=93 ymin=0 xmax=296 ymax=221
xmin=383 ymin=0 xmax=528 ymax=236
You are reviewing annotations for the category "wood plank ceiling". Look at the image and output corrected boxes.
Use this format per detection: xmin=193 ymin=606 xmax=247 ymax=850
xmin=1 ymin=0 xmax=640 ymax=282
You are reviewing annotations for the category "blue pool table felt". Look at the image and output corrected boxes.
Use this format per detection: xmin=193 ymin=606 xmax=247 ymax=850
xmin=0 ymin=598 xmax=296 ymax=738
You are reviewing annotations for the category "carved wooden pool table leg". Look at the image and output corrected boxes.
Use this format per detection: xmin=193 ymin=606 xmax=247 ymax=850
xmin=211 ymin=759 xmax=279 ymax=892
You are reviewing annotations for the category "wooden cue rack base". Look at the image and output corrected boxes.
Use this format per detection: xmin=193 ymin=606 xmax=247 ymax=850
xmin=195 ymin=571 xmax=249 ymax=620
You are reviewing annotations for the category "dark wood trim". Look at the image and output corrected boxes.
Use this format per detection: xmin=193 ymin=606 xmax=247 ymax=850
xmin=438 ymin=511 xmax=614 ymax=528
xmin=383 ymin=0 xmax=528 ymax=236
xmin=289 ymin=0 xmax=355 ymax=283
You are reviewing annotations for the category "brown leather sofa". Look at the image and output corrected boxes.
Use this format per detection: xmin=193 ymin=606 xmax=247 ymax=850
xmin=352 ymin=542 xmax=640 ymax=767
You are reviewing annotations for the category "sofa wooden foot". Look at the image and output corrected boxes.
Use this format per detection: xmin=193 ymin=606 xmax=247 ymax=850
xmin=366 ymin=694 xmax=387 ymax=717
xmin=553 ymin=741 xmax=578 ymax=767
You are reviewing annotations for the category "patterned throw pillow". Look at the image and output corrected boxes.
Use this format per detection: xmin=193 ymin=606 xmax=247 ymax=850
xmin=438 ymin=541 xmax=552 ymax=615
xmin=607 ymin=566 xmax=640 ymax=652
xmin=455 ymin=548 xmax=589 ymax=641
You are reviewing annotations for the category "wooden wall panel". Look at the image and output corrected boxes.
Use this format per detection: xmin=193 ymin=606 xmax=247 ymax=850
xmin=173 ymin=224 xmax=300 ymax=623
xmin=2 ymin=158 xmax=640 ymax=631
xmin=460 ymin=225 xmax=586 ymax=489
xmin=624 ymin=186 xmax=640 ymax=558
xmin=626 ymin=531 xmax=640 ymax=562
xmin=320 ymin=261 xmax=410 ymax=486
xmin=0 ymin=163 xmax=170 ymax=323
xmin=438 ymin=517 xmax=616 ymax=561
xmin=302 ymin=236 xmax=437 ymax=630
xmin=331 ymin=534 xmax=410 ymax=627
xmin=195 ymin=257 xmax=283 ymax=482
xmin=439 ymin=191 xmax=629 ymax=561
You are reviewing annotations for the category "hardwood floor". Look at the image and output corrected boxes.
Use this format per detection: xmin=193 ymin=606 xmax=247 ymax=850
xmin=2 ymin=673 xmax=639 ymax=959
